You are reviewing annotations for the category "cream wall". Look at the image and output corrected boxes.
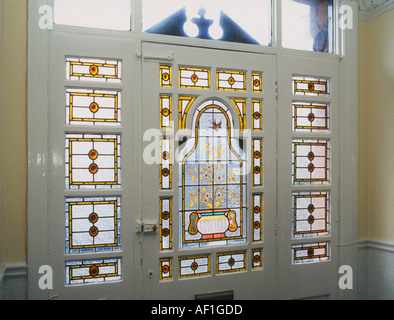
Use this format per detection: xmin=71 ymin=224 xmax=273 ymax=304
xmin=358 ymin=9 xmax=394 ymax=242
xmin=0 ymin=2 xmax=393 ymax=268
xmin=1 ymin=0 xmax=28 ymax=265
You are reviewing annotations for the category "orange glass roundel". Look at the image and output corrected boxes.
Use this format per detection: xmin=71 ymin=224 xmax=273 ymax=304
xmin=90 ymin=65 xmax=99 ymax=75
xmin=89 ymin=163 xmax=99 ymax=174
xmin=89 ymin=102 xmax=99 ymax=113
xmin=89 ymin=149 xmax=99 ymax=160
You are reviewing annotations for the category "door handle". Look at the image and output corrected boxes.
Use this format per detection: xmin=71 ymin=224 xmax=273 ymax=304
xmin=136 ymin=219 xmax=158 ymax=234
xmin=142 ymin=52 xmax=174 ymax=62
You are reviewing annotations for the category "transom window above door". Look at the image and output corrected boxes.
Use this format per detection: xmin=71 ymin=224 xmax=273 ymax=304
xmin=53 ymin=0 xmax=334 ymax=52
xmin=142 ymin=0 xmax=272 ymax=45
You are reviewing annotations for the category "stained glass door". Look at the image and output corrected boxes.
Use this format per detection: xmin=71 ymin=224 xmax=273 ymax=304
xmin=277 ymin=55 xmax=339 ymax=299
xmin=48 ymin=32 xmax=139 ymax=299
xmin=140 ymin=43 xmax=277 ymax=299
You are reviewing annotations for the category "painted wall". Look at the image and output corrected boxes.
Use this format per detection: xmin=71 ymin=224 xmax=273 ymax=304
xmin=358 ymin=9 xmax=394 ymax=242
xmin=1 ymin=0 xmax=28 ymax=265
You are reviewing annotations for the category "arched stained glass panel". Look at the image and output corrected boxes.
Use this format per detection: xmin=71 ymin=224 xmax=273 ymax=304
xmin=179 ymin=99 xmax=247 ymax=249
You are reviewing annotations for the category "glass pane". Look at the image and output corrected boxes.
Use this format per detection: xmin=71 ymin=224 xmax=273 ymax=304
xmin=217 ymin=251 xmax=247 ymax=274
xmin=292 ymin=191 xmax=330 ymax=238
xmin=160 ymin=95 xmax=172 ymax=129
xmin=54 ymin=0 xmax=131 ymax=31
xmin=292 ymin=75 xmax=330 ymax=97
xmin=217 ymin=70 xmax=246 ymax=92
xmin=160 ymin=137 xmax=172 ymax=190
xmin=179 ymin=66 xmax=211 ymax=89
xmin=292 ymin=242 xmax=330 ymax=264
xmin=292 ymin=139 xmax=330 ymax=185
xmin=65 ymin=134 xmax=122 ymax=190
xmin=160 ymin=258 xmax=172 ymax=280
xmin=65 ymin=197 xmax=121 ymax=253
xmin=65 ymin=258 xmax=122 ymax=285
xmin=282 ymin=0 xmax=333 ymax=52
xmin=66 ymin=88 xmax=121 ymax=125
xmin=179 ymin=255 xmax=210 ymax=278
xmin=252 ymin=249 xmax=263 ymax=269
xmin=253 ymin=193 xmax=263 ymax=242
xmin=293 ymin=102 xmax=330 ymax=132
xmin=66 ymin=57 xmax=122 ymax=83
xmin=142 ymin=0 xmax=272 ymax=46
xmin=160 ymin=198 xmax=173 ymax=251
xmin=253 ymin=138 xmax=263 ymax=186
xmin=178 ymin=100 xmax=247 ymax=249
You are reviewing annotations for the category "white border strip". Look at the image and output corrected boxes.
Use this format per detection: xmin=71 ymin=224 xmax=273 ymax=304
xmin=358 ymin=239 xmax=394 ymax=253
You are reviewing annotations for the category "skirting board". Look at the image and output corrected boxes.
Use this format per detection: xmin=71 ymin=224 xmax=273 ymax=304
xmin=358 ymin=239 xmax=394 ymax=253
xmin=0 ymin=264 xmax=6 ymax=287
xmin=2 ymin=263 xmax=27 ymax=279
xmin=0 ymin=263 xmax=28 ymax=300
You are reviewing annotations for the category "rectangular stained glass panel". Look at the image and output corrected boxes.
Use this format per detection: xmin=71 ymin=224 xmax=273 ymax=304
xmin=217 ymin=70 xmax=246 ymax=91
xmin=65 ymin=197 xmax=121 ymax=253
xmin=253 ymin=139 xmax=263 ymax=186
xmin=217 ymin=251 xmax=246 ymax=274
xmin=252 ymin=99 xmax=262 ymax=131
xmin=292 ymin=139 xmax=330 ymax=185
xmin=179 ymin=67 xmax=210 ymax=89
xmin=160 ymin=138 xmax=172 ymax=190
xmin=160 ymin=66 xmax=172 ymax=87
xmin=160 ymin=95 xmax=172 ymax=129
xmin=253 ymin=193 xmax=263 ymax=242
xmin=293 ymin=75 xmax=330 ymax=97
xmin=292 ymin=191 xmax=330 ymax=238
xmin=179 ymin=255 xmax=210 ymax=278
xmin=252 ymin=72 xmax=263 ymax=92
xmin=293 ymin=102 xmax=329 ymax=132
xmin=252 ymin=249 xmax=263 ymax=269
xmin=66 ymin=89 xmax=121 ymax=125
xmin=160 ymin=258 xmax=172 ymax=281
xmin=65 ymin=134 xmax=121 ymax=189
xmin=292 ymin=242 xmax=330 ymax=264
xmin=160 ymin=198 xmax=172 ymax=251
xmin=66 ymin=57 xmax=121 ymax=82
xmin=65 ymin=258 xmax=122 ymax=285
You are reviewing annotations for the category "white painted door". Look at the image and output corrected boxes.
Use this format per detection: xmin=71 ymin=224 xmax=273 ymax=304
xmin=140 ymin=43 xmax=277 ymax=299
xmin=277 ymin=55 xmax=340 ymax=299
xmin=48 ymin=32 xmax=139 ymax=300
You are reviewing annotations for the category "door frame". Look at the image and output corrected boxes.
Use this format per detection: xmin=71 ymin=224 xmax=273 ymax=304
xmin=27 ymin=0 xmax=359 ymax=300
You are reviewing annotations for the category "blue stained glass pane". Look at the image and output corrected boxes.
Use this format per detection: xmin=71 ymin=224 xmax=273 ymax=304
xmin=142 ymin=0 xmax=272 ymax=46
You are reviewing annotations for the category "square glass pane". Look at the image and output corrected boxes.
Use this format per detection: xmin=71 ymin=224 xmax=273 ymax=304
xmin=282 ymin=0 xmax=333 ymax=52
xmin=142 ymin=0 xmax=272 ymax=46
xmin=54 ymin=0 xmax=131 ymax=31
